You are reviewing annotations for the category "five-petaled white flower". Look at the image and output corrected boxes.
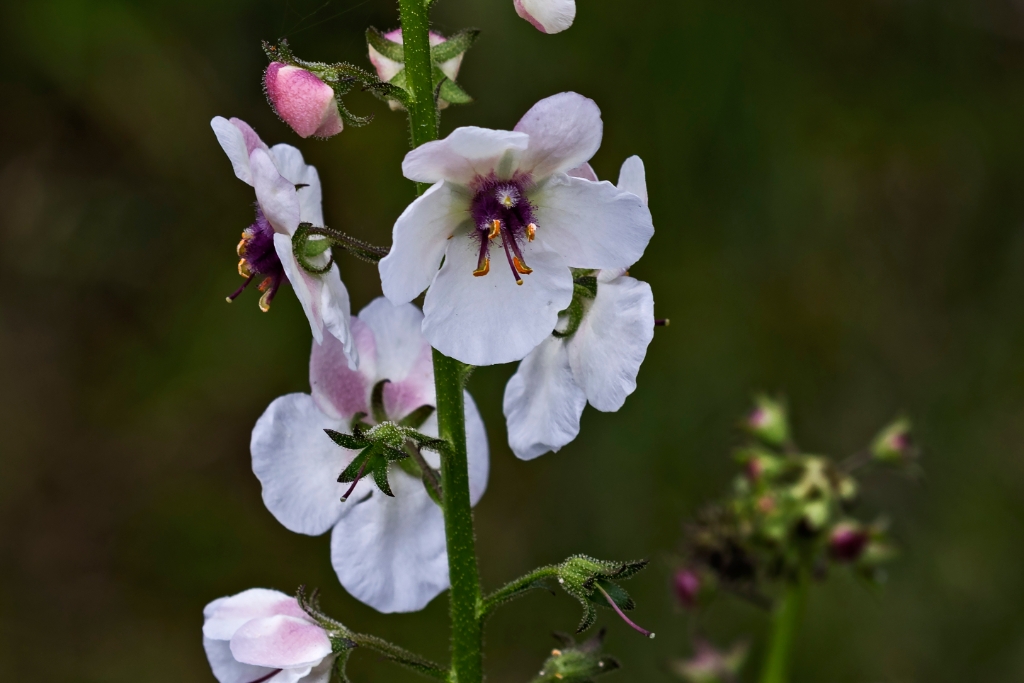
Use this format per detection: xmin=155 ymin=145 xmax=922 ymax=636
xmin=378 ymin=92 xmax=654 ymax=366
xmin=203 ymin=588 xmax=336 ymax=683
xmin=251 ymin=297 xmax=489 ymax=613
xmin=514 ymin=0 xmax=576 ymax=34
xmin=211 ymin=116 xmax=355 ymax=366
xmin=503 ymin=156 xmax=655 ymax=460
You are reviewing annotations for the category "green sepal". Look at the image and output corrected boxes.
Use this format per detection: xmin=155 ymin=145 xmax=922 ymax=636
xmin=349 ymin=412 xmax=371 ymax=437
xmin=430 ymin=28 xmax=480 ymax=63
xmin=366 ymin=27 xmax=404 ymax=62
xmin=293 ymin=223 xmax=334 ymax=275
xmin=574 ymin=275 xmax=598 ymax=298
xmin=399 ymin=404 xmax=435 ymax=429
xmin=337 ymin=448 xmax=374 ymax=483
xmin=371 ymin=379 xmax=390 ymax=424
xmin=325 ymin=429 xmax=370 ymax=451
xmin=556 ymin=555 xmax=649 ymax=633
xmin=591 ymin=579 xmax=634 ymax=611
xmin=438 ymin=77 xmax=473 ymax=105
xmin=373 ymin=462 xmax=395 ymax=497
xmin=531 ymin=630 xmax=620 ymax=683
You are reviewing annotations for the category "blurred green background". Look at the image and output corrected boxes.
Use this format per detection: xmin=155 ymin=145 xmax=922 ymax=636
xmin=3 ymin=0 xmax=1024 ymax=680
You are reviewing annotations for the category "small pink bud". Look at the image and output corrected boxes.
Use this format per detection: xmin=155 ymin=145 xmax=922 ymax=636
xmin=829 ymin=523 xmax=869 ymax=562
xmin=673 ymin=569 xmax=701 ymax=608
xmin=264 ymin=62 xmax=344 ymax=139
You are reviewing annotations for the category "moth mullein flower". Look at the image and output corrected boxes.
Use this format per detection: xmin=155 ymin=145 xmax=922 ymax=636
xmin=502 ymin=156 xmax=655 ymax=460
xmin=211 ymin=116 xmax=356 ymax=366
xmin=250 ymin=298 xmax=490 ymax=613
xmin=367 ymin=29 xmax=465 ymax=111
xmin=203 ymin=588 xmax=336 ymax=683
xmin=515 ymin=0 xmax=576 ymax=34
xmin=378 ymin=92 xmax=654 ymax=366
xmin=264 ymin=63 xmax=345 ymax=138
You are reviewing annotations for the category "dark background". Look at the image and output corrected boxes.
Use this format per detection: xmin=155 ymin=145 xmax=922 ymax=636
xmin=3 ymin=0 xmax=1024 ymax=680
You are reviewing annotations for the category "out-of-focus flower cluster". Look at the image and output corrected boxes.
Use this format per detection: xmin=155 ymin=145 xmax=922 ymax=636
xmin=674 ymin=397 xmax=917 ymax=608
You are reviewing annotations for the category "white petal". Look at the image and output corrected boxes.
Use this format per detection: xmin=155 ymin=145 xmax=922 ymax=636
xmin=251 ymin=394 xmax=351 ymax=536
xmin=532 ymin=174 xmax=653 ymax=269
xmin=503 ymin=336 xmax=586 ymax=460
xmin=514 ymin=0 xmax=576 ymax=34
xmin=616 ymin=155 xmax=648 ymax=205
xmin=253 ymin=148 xmax=300 ymax=236
xmin=402 ymin=127 xmax=530 ymax=185
xmin=301 ymin=656 xmax=338 ymax=683
xmin=203 ymin=589 xmax=307 ymax=641
xmin=422 ymin=236 xmax=573 ymax=366
xmin=357 ymin=298 xmax=436 ymax=419
xmin=464 ymin=390 xmax=490 ymax=505
xmin=270 ymin=144 xmax=325 ymax=226
xmin=379 ymin=181 xmax=468 ymax=304
xmin=230 ymin=615 xmax=331 ymax=669
xmin=567 ymin=162 xmax=598 ymax=181
xmin=568 ymin=275 xmax=654 ymax=411
xmin=204 ymin=636 xmax=281 ymax=683
xmin=211 ymin=117 xmax=254 ymax=186
xmin=276 ymin=235 xmax=323 ymax=345
xmin=330 ymin=471 xmax=448 ymax=613
xmin=310 ymin=317 xmax=376 ymax=421
xmin=514 ymin=92 xmax=600 ymax=179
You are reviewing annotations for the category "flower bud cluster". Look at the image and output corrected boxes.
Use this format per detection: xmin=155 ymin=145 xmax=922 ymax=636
xmin=531 ymin=630 xmax=620 ymax=683
xmin=674 ymin=398 xmax=917 ymax=609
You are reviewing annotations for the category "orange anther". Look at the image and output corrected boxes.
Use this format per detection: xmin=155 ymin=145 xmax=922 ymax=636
xmin=473 ymin=257 xmax=490 ymax=277
xmin=238 ymin=259 xmax=252 ymax=278
xmin=526 ymin=223 xmax=536 ymax=241
xmin=488 ymin=219 xmax=501 ymax=240
xmin=513 ymin=256 xmax=533 ymax=275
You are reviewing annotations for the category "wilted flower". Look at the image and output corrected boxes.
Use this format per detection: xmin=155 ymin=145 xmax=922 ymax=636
xmin=503 ymin=157 xmax=654 ymax=459
xmin=673 ymin=568 xmax=701 ymax=608
xmin=828 ymin=522 xmax=870 ymax=562
xmin=871 ymin=417 xmax=916 ymax=464
xmin=251 ymin=298 xmax=489 ymax=613
xmin=743 ymin=395 xmax=789 ymax=447
xmin=367 ymin=29 xmax=466 ymax=110
xmin=211 ymin=116 xmax=355 ymax=364
xmin=671 ymin=639 xmax=748 ymax=683
xmin=264 ymin=63 xmax=345 ymax=138
xmin=203 ymin=588 xmax=336 ymax=683
xmin=515 ymin=0 xmax=576 ymax=34
xmin=379 ymin=92 xmax=654 ymax=366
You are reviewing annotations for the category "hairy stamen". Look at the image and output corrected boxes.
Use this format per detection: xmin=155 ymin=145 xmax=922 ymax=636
xmin=499 ymin=233 xmax=524 ymax=286
xmin=226 ymin=274 xmax=255 ymax=303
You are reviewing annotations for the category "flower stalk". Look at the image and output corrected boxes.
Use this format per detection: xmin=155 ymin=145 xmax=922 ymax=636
xmin=397 ymin=3 xmax=484 ymax=680
xmin=758 ymin=576 xmax=808 ymax=683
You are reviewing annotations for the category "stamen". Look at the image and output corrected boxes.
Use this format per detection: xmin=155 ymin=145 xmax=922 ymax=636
xmin=257 ymin=277 xmax=279 ymax=313
xmin=488 ymin=219 xmax=501 ymax=240
xmin=655 ymin=319 xmax=670 ymax=327
xmin=225 ymin=275 xmax=255 ymax=303
xmin=513 ymin=256 xmax=533 ymax=275
xmin=473 ymin=256 xmax=490 ymax=277
xmin=238 ymin=259 xmax=252 ymax=278
xmin=499 ymin=233 xmax=524 ymax=286
xmin=341 ymin=457 xmax=371 ymax=502
xmin=594 ymin=583 xmax=655 ymax=639
xmin=526 ymin=223 xmax=536 ymax=242
xmin=246 ymin=670 xmax=283 ymax=683
xmin=236 ymin=237 xmax=248 ymax=257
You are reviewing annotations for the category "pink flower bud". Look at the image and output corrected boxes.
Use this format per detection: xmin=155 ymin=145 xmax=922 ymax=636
xmin=264 ymin=62 xmax=344 ymax=138
xmin=829 ymin=523 xmax=869 ymax=562
xmin=673 ymin=568 xmax=701 ymax=608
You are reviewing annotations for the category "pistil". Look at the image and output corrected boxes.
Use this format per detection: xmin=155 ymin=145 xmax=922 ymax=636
xmin=594 ymin=583 xmax=655 ymax=639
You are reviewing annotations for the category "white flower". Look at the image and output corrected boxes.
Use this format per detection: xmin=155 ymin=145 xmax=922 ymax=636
xmin=514 ymin=0 xmax=576 ymax=34
xmin=251 ymin=297 xmax=490 ymax=613
xmin=203 ymin=588 xmax=336 ymax=683
xmin=211 ymin=116 xmax=355 ymax=367
xmin=378 ymin=92 xmax=654 ymax=366
xmin=503 ymin=156 xmax=655 ymax=460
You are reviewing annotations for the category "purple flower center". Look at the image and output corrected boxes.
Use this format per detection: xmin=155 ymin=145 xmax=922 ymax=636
xmin=467 ymin=175 xmax=538 ymax=285
xmin=226 ymin=206 xmax=287 ymax=311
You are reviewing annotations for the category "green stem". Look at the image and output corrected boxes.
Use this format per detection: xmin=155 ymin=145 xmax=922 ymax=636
xmin=398 ymin=0 xmax=438 ymax=152
xmin=432 ymin=349 xmax=483 ymax=683
xmin=758 ymin=577 xmax=808 ymax=683
xmin=480 ymin=566 xmax=559 ymax=620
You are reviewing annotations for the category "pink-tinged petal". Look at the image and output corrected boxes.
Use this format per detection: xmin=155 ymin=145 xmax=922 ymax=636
xmin=379 ymin=181 xmax=468 ymax=304
xmin=211 ymin=116 xmax=256 ymax=186
xmin=616 ymin=155 xmax=648 ymax=205
xmin=253 ymin=149 xmax=300 ymax=236
xmin=356 ymin=298 xmax=435 ymax=419
xmin=230 ymin=117 xmax=270 ymax=155
xmin=310 ymin=317 xmax=376 ymax=421
xmin=302 ymin=656 xmax=339 ymax=683
xmin=203 ymin=589 xmax=308 ymax=641
xmin=464 ymin=390 xmax=490 ymax=505
xmin=503 ymin=335 xmax=586 ymax=460
xmin=531 ymin=174 xmax=653 ymax=269
xmin=514 ymin=92 xmax=600 ymax=178
xmin=265 ymin=63 xmax=343 ymax=139
xmin=422 ymin=236 xmax=573 ymax=366
xmin=515 ymin=0 xmax=576 ymax=33
xmin=276 ymin=236 xmax=324 ymax=344
xmin=204 ymin=636 xmax=280 ymax=683
xmin=230 ymin=615 xmax=332 ymax=669
xmin=251 ymin=394 xmax=353 ymax=535
xmin=402 ymin=128 xmax=530 ymax=185
xmin=568 ymin=275 xmax=654 ymax=411
xmin=269 ymin=144 xmax=324 ymax=226
xmin=330 ymin=470 xmax=448 ymax=613
xmin=567 ymin=162 xmax=598 ymax=181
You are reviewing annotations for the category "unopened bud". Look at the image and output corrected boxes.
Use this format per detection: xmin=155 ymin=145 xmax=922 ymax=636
xmin=871 ymin=417 xmax=915 ymax=465
xmin=673 ymin=568 xmax=701 ymax=608
xmin=743 ymin=395 xmax=789 ymax=447
xmin=368 ymin=29 xmax=465 ymax=111
xmin=829 ymin=522 xmax=869 ymax=562
xmin=264 ymin=62 xmax=344 ymax=138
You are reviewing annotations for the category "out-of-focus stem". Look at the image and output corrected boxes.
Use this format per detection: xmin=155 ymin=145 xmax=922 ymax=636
xmin=758 ymin=575 xmax=808 ymax=683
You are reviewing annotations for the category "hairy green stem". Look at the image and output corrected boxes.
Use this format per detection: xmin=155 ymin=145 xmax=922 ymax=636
xmin=758 ymin=576 xmax=808 ymax=683
xmin=480 ymin=566 xmax=559 ymax=620
xmin=398 ymin=0 xmax=437 ymax=152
